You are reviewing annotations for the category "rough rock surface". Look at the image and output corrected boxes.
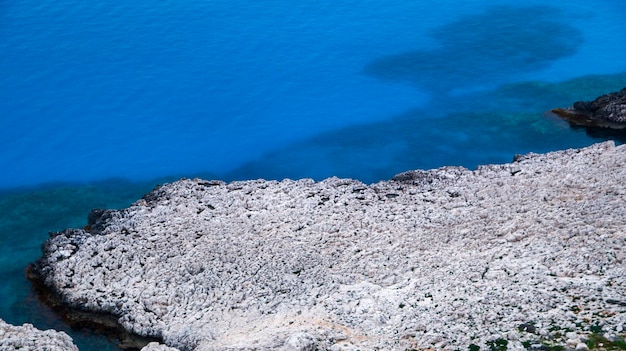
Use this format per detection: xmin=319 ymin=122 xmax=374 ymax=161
xmin=31 ymin=142 xmax=626 ymax=351
xmin=552 ymin=87 xmax=626 ymax=129
xmin=141 ymin=341 xmax=181 ymax=351
xmin=0 ymin=318 xmax=79 ymax=351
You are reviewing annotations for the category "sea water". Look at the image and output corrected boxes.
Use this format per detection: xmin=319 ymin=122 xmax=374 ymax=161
xmin=1 ymin=0 xmax=625 ymax=349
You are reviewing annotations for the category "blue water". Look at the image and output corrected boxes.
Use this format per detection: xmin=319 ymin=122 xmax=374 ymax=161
xmin=1 ymin=0 xmax=626 ymax=349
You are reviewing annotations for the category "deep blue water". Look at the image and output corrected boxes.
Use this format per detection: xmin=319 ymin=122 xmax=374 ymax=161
xmin=1 ymin=0 xmax=626 ymax=349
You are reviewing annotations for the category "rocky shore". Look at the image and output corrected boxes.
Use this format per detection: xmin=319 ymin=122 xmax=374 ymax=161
xmin=0 ymin=318 xmax=78 ymax=351
xmin=28 ymin=141 xmax=626 ymax=351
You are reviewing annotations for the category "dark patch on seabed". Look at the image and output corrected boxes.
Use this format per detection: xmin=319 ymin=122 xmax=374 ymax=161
xmin=363 ymin=5 xmax=584 ymax=93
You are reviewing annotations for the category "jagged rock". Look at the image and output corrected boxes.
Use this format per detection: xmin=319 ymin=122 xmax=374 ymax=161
xmin=0 ymin=318 xmax=78 ymax=351
xmin=551 ymin=87 xmax=626 ymax=128
xmin=30 ymin=142 xmax=626 ymax=351
xmin=284 ymin=332 xmax=317 ymax=351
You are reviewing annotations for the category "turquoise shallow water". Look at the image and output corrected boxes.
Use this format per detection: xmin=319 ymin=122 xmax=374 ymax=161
xmin=1 ymin=0 xmax=626 ymax=349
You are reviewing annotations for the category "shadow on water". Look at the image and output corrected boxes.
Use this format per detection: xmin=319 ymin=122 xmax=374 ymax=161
xmin=566 ymin=123 xmax=626 ymax=142
xmin=363 ymin=5 xmax=584 ymax=94
xmin=227 ymin=72 xmax=626 ymax=184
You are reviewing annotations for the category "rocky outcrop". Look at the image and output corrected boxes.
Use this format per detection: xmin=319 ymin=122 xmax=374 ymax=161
xmin=551 ymin=87 xmax=626 ymax=129
xmin=0 ymin=318 xmax=79 ymax=351
xmin=30 ymin=142 xmax=626 ymax=351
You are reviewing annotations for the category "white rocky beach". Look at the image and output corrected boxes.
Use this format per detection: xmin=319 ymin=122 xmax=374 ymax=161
xmin=0 ymin=318 xmax=78 ymax=351
xmin=24 ymin=141 xmax=626 ymax=351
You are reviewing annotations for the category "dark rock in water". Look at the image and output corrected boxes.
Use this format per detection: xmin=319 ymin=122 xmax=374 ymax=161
xmin=551 ymin=87 xmax=626 ymax=129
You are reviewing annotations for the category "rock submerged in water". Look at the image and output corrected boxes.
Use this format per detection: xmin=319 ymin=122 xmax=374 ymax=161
xmin=0 ymin=318 xmax=79 ymax=351
xmin=551 ymin=87 xmax=626 ymax=129
xmin=29 ymin=142 xmax=626 ymax=351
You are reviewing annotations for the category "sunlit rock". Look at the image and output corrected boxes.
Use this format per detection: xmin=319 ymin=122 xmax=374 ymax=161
xmin=30 ymin=142 xmax=626 ymax=351
xmin=0 ymin=318 xmax=78 ymax=351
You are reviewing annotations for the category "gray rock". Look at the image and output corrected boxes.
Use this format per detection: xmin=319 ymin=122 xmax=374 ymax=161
xmin=30 ymin=141 xmax=626 ymax=351
xmin=0 ymin=318 xmax=78 ymax=351
xmin=284 ymin=332 xmax=316 ymax=351
xmin=141 ymin=342 xmax=181 ymax=351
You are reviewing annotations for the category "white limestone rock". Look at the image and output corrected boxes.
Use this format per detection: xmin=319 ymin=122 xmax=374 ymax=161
xmin=141 ymin=341 xmax=181 ymax=351
xmin=284 ymin=332 xmax=317 ymax=351
xmin=0 ymin=318 xmax=78 ymax=351
xmin=31 ymin=141 xmax=626 ymax=350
